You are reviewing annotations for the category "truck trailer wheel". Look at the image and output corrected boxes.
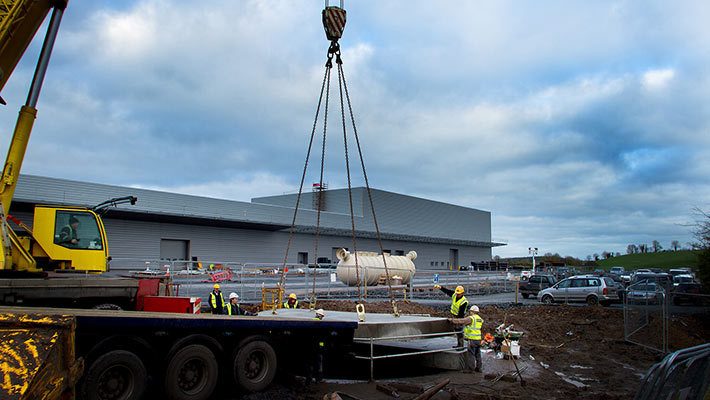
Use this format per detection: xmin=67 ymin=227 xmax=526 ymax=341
xmin=164 ymin=344 xmax=218 ymax=400
xmin=81 ymin=350 xmax=147 ymax=400
xmin=233 ymin=340 xmax=277 ymax=392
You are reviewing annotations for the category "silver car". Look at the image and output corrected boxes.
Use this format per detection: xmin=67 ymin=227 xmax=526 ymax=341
xmin=538 ymin=276 xmax=618 ymax=306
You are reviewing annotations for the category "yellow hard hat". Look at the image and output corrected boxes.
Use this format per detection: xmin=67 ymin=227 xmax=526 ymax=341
xmin=214 ymin=284 xmax=220 ymax=289
xmin=455 ymin=286 xmax=464 ymax=294
xmin=289 ymin=293 xmax=297 ymax=300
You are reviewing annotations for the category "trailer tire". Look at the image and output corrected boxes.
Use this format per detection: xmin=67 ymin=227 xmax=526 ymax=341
xmin=81 ymin=350 xmax=147 ymax=400
xmin=233 ymin=339 xmax=277 ymax=392
xmin=164 ymin=344 xmax=218 ymax=400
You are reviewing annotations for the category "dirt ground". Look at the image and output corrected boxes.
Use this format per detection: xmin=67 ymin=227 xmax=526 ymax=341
xmin=243 ymin=300 xmax=710 ymax=400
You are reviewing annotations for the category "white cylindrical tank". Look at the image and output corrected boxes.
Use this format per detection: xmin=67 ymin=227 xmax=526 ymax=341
xmin=336 ymin=248 xmax=417 ymax=286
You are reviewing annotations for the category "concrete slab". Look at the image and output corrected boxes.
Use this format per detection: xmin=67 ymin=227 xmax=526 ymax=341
xmin=256 ymin=308 xmax=450 ymax=339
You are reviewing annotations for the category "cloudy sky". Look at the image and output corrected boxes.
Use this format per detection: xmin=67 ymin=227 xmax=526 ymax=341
xmin=1 ymin=0 xmax=708 ymax=259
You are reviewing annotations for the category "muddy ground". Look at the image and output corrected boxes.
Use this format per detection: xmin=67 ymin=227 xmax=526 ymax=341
xmin=239 ymin=300 xmax=709 ymax=399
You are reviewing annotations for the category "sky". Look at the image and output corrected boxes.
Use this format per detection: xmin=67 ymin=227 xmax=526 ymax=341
xmin=1 ymin=0 xmax=708 ymax=260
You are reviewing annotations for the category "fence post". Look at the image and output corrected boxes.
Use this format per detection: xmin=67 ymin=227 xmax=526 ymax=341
xmin=240 ymin=264 xmax=245 ymax=300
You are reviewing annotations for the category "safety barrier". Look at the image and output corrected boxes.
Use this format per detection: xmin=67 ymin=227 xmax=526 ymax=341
xmin=634 ymin=343 xmax=710 ymax=400
xmin=201 ymin=270 xmax=232 ymax=283
xmin=353 ymin=330 xmax=465 ymax=381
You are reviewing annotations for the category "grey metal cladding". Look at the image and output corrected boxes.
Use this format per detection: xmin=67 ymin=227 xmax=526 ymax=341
xmin=254 ymin=188 xmax=492 ymax=243
xmin=14 ymin=174 xmax=498 ymax=248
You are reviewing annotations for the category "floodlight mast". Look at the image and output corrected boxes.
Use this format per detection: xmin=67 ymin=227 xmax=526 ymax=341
xmin=529 ymin=247 xmax=538 ymax=273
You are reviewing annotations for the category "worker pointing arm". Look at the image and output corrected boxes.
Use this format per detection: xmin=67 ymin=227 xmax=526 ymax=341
xmin=434 ymin=284 xmax=468 ymax=348
xmin=433 ymin=285 xmax=469 ymax=318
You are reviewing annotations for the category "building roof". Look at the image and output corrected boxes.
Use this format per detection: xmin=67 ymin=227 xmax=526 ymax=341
xmin=13 ymin=174 xmax=503 ymax=247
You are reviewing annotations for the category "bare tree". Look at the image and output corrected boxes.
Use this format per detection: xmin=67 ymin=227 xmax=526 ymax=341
xmin=691 ymin=207 xmax=710 ymax=250
xmin=671 ymin=240 xmax=680 ymax=251
xmin=690 ymin=207 xmax=710 ymax=292
xmin=652 ymin=240 xmax=662 ymax=252
xmin=627 ymin=244 xmax=637 ymax=254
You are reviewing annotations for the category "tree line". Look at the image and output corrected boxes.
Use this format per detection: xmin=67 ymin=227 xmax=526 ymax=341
xmin=625 ymin=240 xmax=684 ymax=255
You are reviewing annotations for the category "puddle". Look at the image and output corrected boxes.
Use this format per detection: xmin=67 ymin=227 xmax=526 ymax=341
xmin=554 ymin=371 xmax=589 ymax=388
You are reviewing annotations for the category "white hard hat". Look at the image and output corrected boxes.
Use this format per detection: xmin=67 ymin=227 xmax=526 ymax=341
xmin=470 ymin=305 xmax=480 ymax=313
xmin=229 ymin=292 xmax=239 ymax=300
xmin=315 ymin=308 xmax=325 ymax=316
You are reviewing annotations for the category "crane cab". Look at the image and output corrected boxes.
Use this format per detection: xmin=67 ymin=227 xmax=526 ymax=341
xmin=15 ymin=206 xmax=109 ymax=272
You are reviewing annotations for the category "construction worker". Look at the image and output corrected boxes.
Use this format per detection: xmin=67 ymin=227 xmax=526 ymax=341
xmin=434 ymin=284 xmax=468 ymax=347
xmin=450 ymin=305 xmax=484 ymax=372
xmin=224 ymin=293 xmax=255 ymax=316
xmin=58 ymin=216 xmax=80 ymax=247
xmin=307 ymin=309 xmax=326 ymax=384
xmin=284 ymin=293 xmax=299 ymax=309
xmin=209 ymin=284 xmax=225 ymax=314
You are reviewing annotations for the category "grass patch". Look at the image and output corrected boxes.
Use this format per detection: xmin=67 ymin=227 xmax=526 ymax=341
xmin=596 ymin=250 xmax=699 ymax=270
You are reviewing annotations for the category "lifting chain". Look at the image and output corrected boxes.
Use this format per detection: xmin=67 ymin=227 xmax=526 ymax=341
xmin=279 ymin=2 xmax=400 ymax=317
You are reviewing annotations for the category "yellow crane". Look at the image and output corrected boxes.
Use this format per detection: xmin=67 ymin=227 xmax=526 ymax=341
xmin=0 ymin=1 xmax=119 ymax=273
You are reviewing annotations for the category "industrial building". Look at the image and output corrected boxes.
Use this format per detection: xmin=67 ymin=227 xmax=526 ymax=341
xmin=10 ymin=175 xmax=503 ymax=271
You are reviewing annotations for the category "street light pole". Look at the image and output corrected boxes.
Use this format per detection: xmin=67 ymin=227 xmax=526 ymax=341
xmin=529 ymin=247 xmax=538 ymax=273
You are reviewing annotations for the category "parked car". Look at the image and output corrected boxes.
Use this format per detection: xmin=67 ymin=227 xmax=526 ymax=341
xmin=632 ymin=272 xmax=673 ymax=292
xmin=593 ymin=269 xmax=605 ymax=276
xmin=627 ymin=282 xmax=664 ymax=304
xmin=672 ymin=281 xmax=702 ymax=305
xmin=520 ymin=270 xmax=533 ymax=281
xmin=620 ymin=273 xmax=632 ymax=286
xmin=673 ymin=274 xmax=696 ymax=286
xmin=609 ymin=280 xmax=626 ymax=301
xmin=538 ymin=276 xmax=617 ymax=306
xmin=610 ymin=266 xmax=625 ymax=275
xmin=669 ymin=268 xmax=694 ymax=277
xmin=519 ymin=274 xmax=556 ymax=299
xmin=554 ymin=267 xmax=570 ymax=280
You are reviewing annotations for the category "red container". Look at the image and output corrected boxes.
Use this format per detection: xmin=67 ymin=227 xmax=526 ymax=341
xmin=141 ymin=296 xmax=201 ymax=314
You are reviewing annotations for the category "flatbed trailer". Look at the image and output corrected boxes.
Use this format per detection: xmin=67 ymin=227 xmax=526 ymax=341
xmin=0 ymin=306 xmax=357 ymax=400
xmin=0 ymin=277 xmax=142 ymax=309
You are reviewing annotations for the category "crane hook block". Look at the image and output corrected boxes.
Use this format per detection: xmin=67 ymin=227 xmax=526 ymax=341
xmin=322 ymin=6 xmax=346 ymax=41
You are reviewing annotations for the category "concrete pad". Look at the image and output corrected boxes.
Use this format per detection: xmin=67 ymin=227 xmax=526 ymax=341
xmin=257 ymin=308 xmax=450 ymax=339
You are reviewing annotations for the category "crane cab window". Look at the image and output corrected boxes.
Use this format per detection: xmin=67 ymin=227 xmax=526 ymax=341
xmin=54 ymin=211 xmax=103 ymax=250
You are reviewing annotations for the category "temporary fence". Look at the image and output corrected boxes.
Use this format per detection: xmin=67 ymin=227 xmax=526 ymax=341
xmin=623 ymin=281 xmax=669 ymax=353
xmin=107 ymin=258 xmax=516 ymax=304
xmin=624 ymin=281 xmax=710 ymax=354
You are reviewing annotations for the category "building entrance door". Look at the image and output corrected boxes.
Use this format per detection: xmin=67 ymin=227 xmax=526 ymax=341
xmin=161 ymin=239 xmax=189 ymax=261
